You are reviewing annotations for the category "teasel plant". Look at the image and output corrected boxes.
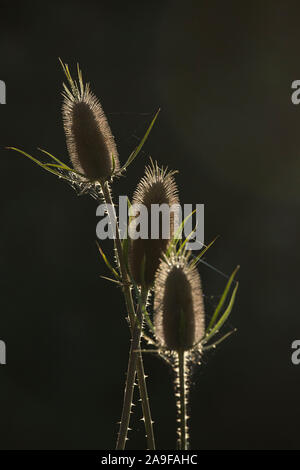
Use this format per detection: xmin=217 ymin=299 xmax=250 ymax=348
xmin=7 ymin=61 xmax=158 ymax=450
xmin=128 ymin=160 xmax=180 ymax=288
xmin=149 ymin=248 xmax=239 ymax=450
xmin=6 ymin=60 xmax=239 ymax=450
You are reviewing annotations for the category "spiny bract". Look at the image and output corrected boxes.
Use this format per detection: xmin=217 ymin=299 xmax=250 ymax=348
xmin=62 ymin=64 xmax=119 ymax=181
xmin=153 ymin=254 xmax=205 ymax=352
xmin=128 ymin=161 xmax=179 ymax=287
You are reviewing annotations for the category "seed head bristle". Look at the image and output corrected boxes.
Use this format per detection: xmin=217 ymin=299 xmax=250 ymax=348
xmin=128 ymin=160 xmax=179 ymax=287
xmin=62 ymin=63 xmax=119 ymax=181
xmin=153 ymin=254 xmax=205 ymax=352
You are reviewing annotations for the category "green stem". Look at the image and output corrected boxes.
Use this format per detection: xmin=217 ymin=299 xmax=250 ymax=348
xmin=178 ymin=350 xmax=187 ymax=450
xmin=100 ymin=181 xmax=155 ymax=450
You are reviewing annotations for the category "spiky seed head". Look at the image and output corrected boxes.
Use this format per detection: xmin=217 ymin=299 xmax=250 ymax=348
xmin=62 ymin=66 xmax=119 ymax=181
xmin=128 ymin=161 xmax=179 ymax=287
xmin=154 ymin=255 xmax=205 ymax=352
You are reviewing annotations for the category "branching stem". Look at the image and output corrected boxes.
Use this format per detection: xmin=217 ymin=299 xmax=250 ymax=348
xmin=115 ymin=287 xmax=147 ymax=450
xmin=100 ymin=181 xmax=155 ymax=450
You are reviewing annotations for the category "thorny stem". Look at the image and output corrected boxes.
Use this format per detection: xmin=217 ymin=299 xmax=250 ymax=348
xmin=100 ymin=181 xmax=155 ymax=450
xmin=115 ymin=287 xmax=147 ymax=450
xmin=178 ymin=350 xmax=188 ymax=450
xmin=120 ymin=285 xmax=154 ymax=451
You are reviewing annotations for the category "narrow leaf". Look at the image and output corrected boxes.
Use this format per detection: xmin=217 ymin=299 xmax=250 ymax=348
xmin=207 ymin=265 xmax=239 ymax=331
xmin=166 ymin=209 xmax=196 ymax=257
xmin=119 ymin=109 xmax=160 ymax=173
xmin=6 ymin=147 xmax=71 ymax=181
xmin=100 ymin=275 xmax=122 ymax=285
xmin=203 ymin=328 xmax=237 ymax=351
xmin=203 ymin=281 xmax=239 ymax=344
xmin=96 ymin=241 xmax=120 ymax=280
xmin=38 ymin=148 xmax=71 ymax=169
xmin=190 ymin=235 xmax=220 ymax=268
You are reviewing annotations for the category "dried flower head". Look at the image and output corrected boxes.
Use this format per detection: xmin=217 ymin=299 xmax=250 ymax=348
xmin=62 ymin=63 xmax=119 ymax=181
xmin=128 ymin=161 xmax=179 ymax=287
xmin=153 ymin=254 xmax=205 ymax=352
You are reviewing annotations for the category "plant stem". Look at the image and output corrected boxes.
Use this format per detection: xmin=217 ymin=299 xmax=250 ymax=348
xmin=120 ymin=285 xmax=154 ymax=450
xmin=100 ymin=181 xmax=155 ymax=450
xmin=116 ymin=287 xmax=147 ymax=450
xmin=178 ymin=350 xmax=187 ymax=450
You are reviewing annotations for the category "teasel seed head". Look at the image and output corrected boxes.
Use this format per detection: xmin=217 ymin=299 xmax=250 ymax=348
xmin=62 ymin=64 xmax=119 ymax=181
xmin=128 ymin=160 xmax=179 ymax=287
xmin=153 ymin=254 xmax=205 ymax=352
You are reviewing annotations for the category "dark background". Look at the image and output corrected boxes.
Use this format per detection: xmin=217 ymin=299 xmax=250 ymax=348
xmin=0 ymin=0 xmax=300 ymax=450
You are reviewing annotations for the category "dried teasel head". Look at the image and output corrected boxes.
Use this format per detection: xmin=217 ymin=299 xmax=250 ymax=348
xmin=153 ymin=254 xmax=205 ymax=352
xmin=128 ymin=161 xmax=179 ymax=287
xmin=61 ymin=62 xmax=119 ymax=181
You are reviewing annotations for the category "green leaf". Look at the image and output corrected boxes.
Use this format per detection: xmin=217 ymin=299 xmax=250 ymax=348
xmin=7 ymin=146 xmax=87 ymax=182
xmin=96 ymin=241 xmax=121 ymax=280
xmin=38 ymin=148 xmax=85 ymax=178
xmin=177 ymin=226 xmax=197 ymax=255
xmin=203 ymin=328 xmax=237 ymax=351
xmin=190 ymin=235 xmax=219 ymax=268
xmin=119 ymin=109 xmax=160 ymax=173
xmin=44 ymin=163 xmax=67 ymax=170
xmin=6 ymin=147 xmax=71 ymax=181
xmin=203 ymin=281 xmax=239 ymax=345
xmin=38 ymin=148 xmax=71 ymax=169
xmin=207 ymin=265 xmax=239 ymax=331
xmin=100 ymin=275 xmax=122 ymax=285
xmin=166 ymin=209 xmax=196 ymax=257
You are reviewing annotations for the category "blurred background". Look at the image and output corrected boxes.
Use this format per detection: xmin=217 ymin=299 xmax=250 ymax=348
xmin=0 ymin=0 xmax=300 ymax=450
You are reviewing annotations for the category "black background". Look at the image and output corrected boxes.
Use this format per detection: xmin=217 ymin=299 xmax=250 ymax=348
xmin=0 ymin=0 xmax=300 ymax=450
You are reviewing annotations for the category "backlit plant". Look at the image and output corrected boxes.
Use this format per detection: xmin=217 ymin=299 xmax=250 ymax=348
xmin=7 ymin=61 xmax=239 ymax=450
